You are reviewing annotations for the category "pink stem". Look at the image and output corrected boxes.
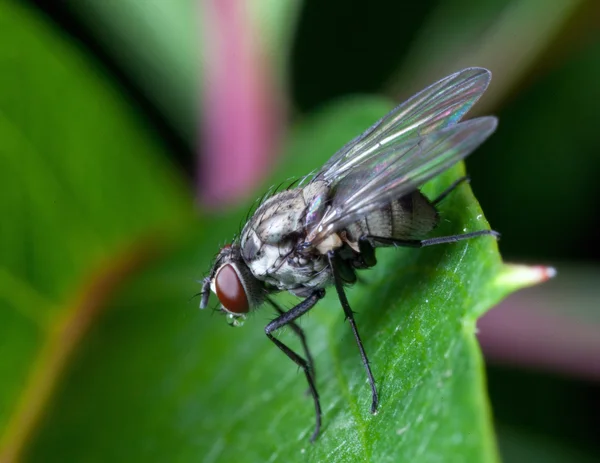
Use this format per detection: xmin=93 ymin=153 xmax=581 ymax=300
xmin=199 ymin=0 xmax=284 ymax=207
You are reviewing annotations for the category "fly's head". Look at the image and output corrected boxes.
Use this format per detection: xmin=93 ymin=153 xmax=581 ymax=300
xmin=199 ymin=244 xmax=264 ymax=327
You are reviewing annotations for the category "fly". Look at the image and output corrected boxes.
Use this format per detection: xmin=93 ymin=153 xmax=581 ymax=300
xmin=199 ymin=67 xmax=499 ymax=442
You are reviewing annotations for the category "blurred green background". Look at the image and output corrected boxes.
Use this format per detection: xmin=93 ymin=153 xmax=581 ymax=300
xmin=1 ymin=0 xmax=599 ymax=461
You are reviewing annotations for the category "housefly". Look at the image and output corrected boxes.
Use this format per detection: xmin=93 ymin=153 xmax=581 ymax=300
xmin=200 ymin=67 xmax=499 ymax=442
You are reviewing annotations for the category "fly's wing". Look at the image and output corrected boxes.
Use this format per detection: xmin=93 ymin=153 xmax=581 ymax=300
xmin=305 ymin=117 xmax=497 ymax=245
xmin=313 ymin=67 xmax=492 ymax=185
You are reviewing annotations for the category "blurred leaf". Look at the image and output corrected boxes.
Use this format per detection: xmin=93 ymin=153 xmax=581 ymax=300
xmin=64 ymin=0 xmax=199 ymax=142
xmin=291 ymin=1 xmax=435 ymax=111
xmin=388 ymin=0 xmax=589 ymax=113
xmin=497 ymin=425 xmax=598 ymax=463
xmin=532 ymin=265 xmax=600 ymax=324
xmin=479 ymin=265 xmax=600 ymax=380
xmin=65 ymin=0 xmax=304 ymax=144
xmin=19 ymin=96 xmax=543 ymax=462
xmin=246 ymin=0 xmax=305 ymax=88
xmin=488 ymin=367 xmax=600 ymax=460
xmin=0 ymin=1 xmax=190 ymax=459
xmin=198 ymin=0 xmax=303 ymax=205
xmin=467 ymin=39 xmax=600 ymax=260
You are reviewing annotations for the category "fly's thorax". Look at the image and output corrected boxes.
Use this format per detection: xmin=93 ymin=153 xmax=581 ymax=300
xmin=207 ymin=245 xmax=265 ymax=322
xmin=241 ymin=181 xmax=330 ymax=252
xmin=239 ymin=181 xmax=330 ymax=272
xmin=240 ymin=190 xmax=304 ymax=280
xmin=238 ymin=181 xmax=332 ymax=292
xmin=345 ymin=190 xmax=439 ymax=244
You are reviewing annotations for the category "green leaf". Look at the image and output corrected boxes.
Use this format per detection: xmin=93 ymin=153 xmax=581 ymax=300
xmin=64 ymin=0 xmax=304 ymax=143
xmin=8 ymin=85 xmax=547 ymax=461
xmin=388 ymin=0 xmax=587 ymax=112
xmin=0 ymin=1 xmax=190 ymax=459
xmin=64 ymin=0 xmax=199 ymax=142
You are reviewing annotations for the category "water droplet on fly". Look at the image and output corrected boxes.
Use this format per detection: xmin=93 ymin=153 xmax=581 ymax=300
xmin=227 ymin=313 xmax=246 ymax=327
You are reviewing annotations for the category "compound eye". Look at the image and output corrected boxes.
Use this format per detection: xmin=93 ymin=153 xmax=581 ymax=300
xmin=215 ymin=264 xmax=249 ymax=314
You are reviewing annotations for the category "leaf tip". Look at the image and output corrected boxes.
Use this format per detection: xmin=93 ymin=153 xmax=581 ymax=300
xmin=496 ymin=263 xmax=557 ymax=292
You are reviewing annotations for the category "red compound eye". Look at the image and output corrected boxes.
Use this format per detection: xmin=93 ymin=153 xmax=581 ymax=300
xmin=215 ymin=264 xmax=249 ymax=314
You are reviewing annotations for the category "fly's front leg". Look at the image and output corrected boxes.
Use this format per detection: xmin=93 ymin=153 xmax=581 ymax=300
xmin=199 ymin=277 xmax=211 ymax=309
xmin=326 ymin=251 xmax=379 ymax=414
xmin=265 ymin=289 xmax=325 ymax=442
xmin=266 ymin=297 xmax=316 ymax=385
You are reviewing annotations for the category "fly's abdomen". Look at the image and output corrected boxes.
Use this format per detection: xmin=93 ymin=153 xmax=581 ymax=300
xmin=346 ymin=191 xmax=439 ymax=243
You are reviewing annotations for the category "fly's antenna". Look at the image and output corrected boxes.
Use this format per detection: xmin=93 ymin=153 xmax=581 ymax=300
xmin=199 ymin=277 xmax=211 ymax=309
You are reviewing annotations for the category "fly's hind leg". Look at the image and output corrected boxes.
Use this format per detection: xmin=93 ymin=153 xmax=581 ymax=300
xmin=265 ymin=289 xmax=325 ymax=442
xmin=327 ymin=251 xmax=379 ymax=414
xmin=431 ymin=175 xmax=470 ymax=206
xmin=365 ymin=229 xmax=499 ymax=248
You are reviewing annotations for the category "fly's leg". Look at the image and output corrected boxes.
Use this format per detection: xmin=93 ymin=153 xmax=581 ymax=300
xmin=431 ymin=175 xmax=470 ymax=206
xmin=350 ymin=237 xmax=377 ymax=286
xmin=326 ymin=251 xmax=379 ymax=414
xmin=266 ymin=297 xmax=317 ymax=386
xmin=366 ymin=229 xmax=500 ymax=248
xmin=265 ymin=289 xmax=325 ymax=442
xmin=357 ymin=236 xmax=377 ymax=267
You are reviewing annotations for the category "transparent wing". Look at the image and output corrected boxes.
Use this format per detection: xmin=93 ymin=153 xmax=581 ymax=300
xmin=313 ymin=67 xmax=491 ymax=185
xmin=306 ymin=117 xmax=497 ymax=244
